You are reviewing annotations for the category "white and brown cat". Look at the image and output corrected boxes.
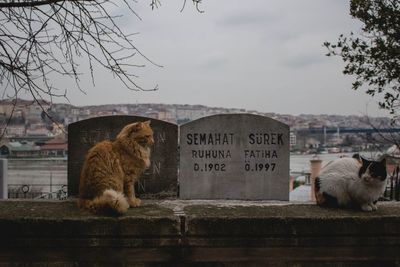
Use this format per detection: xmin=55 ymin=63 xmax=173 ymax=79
xmin=78 ymin=120 xmax=154 ymax=216
xmin=315 ymin=154 xmax=387 ymax=211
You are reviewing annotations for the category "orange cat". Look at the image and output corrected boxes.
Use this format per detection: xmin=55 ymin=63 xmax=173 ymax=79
xmin=78 ymin=120 xmax=154 ymax=215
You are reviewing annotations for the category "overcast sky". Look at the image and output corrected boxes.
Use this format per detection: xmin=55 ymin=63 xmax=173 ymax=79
xmin=64 ymin=0 xmax=388 ymax=117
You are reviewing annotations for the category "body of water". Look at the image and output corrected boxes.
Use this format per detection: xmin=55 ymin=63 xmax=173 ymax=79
xmin=290 ymin=151 xmax=383 ymax=175
xmin=7 ymin=158 xmax=67 ymax=195
xmin=4 ymin=151 xmax=382 ymax=195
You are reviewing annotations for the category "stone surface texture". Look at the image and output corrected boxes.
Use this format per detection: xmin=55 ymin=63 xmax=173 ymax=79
xmin=0 ymin=199 xmax=399 ymax=266
xmin=179 ymin=114 xmax=290 ymax=200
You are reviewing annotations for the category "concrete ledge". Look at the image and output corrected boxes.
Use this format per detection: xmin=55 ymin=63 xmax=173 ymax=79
xmin=0 ymin=200 xmax=400 ymax=266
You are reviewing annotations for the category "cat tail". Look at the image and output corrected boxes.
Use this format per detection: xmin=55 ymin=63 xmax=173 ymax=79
xmin=78 ymin=189 xmax=129 ymax=216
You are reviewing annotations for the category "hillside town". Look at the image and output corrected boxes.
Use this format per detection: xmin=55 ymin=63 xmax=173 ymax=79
xmin=0 ymin=98 xmax=394 ymax=158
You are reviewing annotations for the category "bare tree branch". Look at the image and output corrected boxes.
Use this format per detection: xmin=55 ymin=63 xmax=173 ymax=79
xmin=0 ymin=0 xmax=203 ymax=140
xmin=1 ymin=0 xmax=164 ymax=109
xmin=0 ymin=0 xmax=70 ymax=8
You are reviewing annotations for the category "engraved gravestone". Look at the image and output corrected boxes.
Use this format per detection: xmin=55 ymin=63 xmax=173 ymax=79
xmin=179 ymin=114 xmax=290 ymax=200
xmin=68 ymin=116 xmax=178 ymax=198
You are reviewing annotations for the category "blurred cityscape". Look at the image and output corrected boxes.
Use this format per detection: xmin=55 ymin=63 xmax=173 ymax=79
xmin=0 ymin=98 xmax=396 ymax=158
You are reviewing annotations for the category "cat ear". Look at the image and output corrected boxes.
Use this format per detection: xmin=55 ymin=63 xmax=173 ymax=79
xmin=117 ymin=123 xmax=139 ymax=139
xmin=143 ymin=120 xmax=151 ymax=126
xmin=130 ymin=122 xmax=143 ymax=133
xmin=377 ymin=153 xmax=386 ymax=164
xmin=360 ymin=156 xmax=370 ymax=167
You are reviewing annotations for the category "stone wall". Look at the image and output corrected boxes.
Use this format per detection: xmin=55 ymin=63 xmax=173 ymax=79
xmin=0 ymin=200 xmax=399 ymax=266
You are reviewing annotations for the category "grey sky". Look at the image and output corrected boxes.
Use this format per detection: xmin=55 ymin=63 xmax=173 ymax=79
xmin=65 ymin=0 xmax=388 ymax=117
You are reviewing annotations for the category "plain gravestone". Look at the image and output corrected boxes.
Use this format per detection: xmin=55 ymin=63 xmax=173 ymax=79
xmin=68 ymin=115 xmax=178 ymax=198
xmin=179 ymin=114 xmax=290 ymax=200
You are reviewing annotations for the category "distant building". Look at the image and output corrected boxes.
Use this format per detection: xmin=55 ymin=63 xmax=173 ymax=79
xmin=0 ymin=144 xmax=9 ymax=156
xmin=145 ymin=111 xmax=160 ymax=120
xmin=176 ymin=106 xmax=207 ymax=122
xmin=26 ymin=105 xmax=43 ymax=123
xmin=116 ymin=105 xmax=129 ymax=114
xmin=26 ymin=124 xmax=51 ymax=137
xmin=51 ymin=123 xmax=65 ymax=136
xmin=0 ymin=102 xmax=14 ymax=117
xmin=156 ymin=109 xmax=175 ymax=123
xmin=40 ymin=135 xmax=67 ymax=157
xmin=26 ymin=101 xmax=50 ymax=124
xmin=305 ymin=137 xmax=320 ymax=149
xmin=290 ymin=131 xmax=297 ymax=148
xmin=3 ymin=125 xmax=26 ymax=137
xmin=7 ymin=141 xmax=41 ymax=158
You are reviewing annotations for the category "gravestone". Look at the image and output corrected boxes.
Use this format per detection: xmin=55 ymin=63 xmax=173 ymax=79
xmin=179 ymin=114 xmax=290 ymax=200
xmin=68 ymin=116 xmax=178 ymax=198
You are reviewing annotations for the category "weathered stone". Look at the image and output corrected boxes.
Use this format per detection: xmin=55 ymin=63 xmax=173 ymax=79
xmin=0 ymin=200 xmax=400 ymax=266
xmin=68 ymin=116 xmax=178 ymax=198
xmin=179 ymin=114 xmax=290 ymax=200
xmin=0 ymin=159 xmax=7 ymax=199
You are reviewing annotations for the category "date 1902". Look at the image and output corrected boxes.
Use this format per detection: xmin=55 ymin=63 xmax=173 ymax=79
xmin=194 ymin=163 xmax=226 ymax=172
xmin=244 ymin=162 xmax=276 ymax=172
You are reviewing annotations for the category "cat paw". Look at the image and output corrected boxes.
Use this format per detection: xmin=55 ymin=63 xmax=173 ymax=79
xmin=144 ymin=159 xmax=151 ymax=168
xmin=370 ymin=203 xmax=378 ymax=211
xmin=360 ymin=204 xmax=373 ymax=212
xmin=128 ymin=198 xmax=141 ymax=207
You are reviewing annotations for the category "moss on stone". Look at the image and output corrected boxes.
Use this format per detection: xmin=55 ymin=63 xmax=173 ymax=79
xmin=183 ymin=202 xmax=400 ymax=219
xmin=0 ymin=199 xmax=399 ymax=221
xmin=1 ymin=200 xmax=400 ymax=265
xmin=0 ymin=199 xmax=174 ymax=220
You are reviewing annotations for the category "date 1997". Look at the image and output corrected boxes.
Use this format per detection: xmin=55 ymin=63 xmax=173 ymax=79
xmin=245 ymin=163 xmax=276 ymax=172
xmin=194 ymin=163 xmax=226 ymax=172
